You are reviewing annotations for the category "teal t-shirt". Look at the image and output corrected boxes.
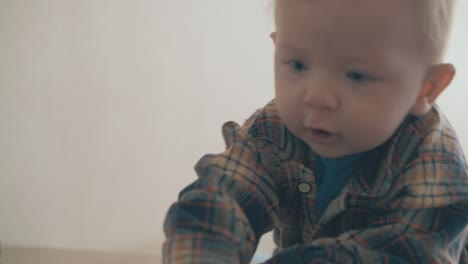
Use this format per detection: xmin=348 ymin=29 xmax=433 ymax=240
xmin=316 ymin=153 xmax=364 ymax=216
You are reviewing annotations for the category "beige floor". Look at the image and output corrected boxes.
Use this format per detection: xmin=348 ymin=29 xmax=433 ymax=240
xmin=1 ymin=245 xmax=161 ymax=264
xmin=0 ymin=245 xmax=270 ymax=264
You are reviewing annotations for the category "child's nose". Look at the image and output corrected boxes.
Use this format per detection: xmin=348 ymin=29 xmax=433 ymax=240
xmin=303 ymin=76 xmax=340 ymax=111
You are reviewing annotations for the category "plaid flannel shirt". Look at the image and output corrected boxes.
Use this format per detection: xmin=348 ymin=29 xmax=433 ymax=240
xmin=163 ymin=100 xmax=468 ymax=263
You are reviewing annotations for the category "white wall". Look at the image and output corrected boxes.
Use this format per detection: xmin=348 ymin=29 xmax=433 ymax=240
xmin=0 ymin=0 xmax=467 ymax=255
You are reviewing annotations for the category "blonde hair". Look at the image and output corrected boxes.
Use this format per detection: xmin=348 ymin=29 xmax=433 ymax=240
xmin=416 ymin=0 xmax=457 ymax=63
xmin=272 ymin=0 xmax=457 ymax=64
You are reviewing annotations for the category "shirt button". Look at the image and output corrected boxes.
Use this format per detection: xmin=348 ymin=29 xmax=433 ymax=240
xmin=297 ymin=182 xmax=312 ymax=194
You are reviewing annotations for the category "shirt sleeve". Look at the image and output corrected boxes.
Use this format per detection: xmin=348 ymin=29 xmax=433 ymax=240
xmin=162 ymin=119 xmax=279 ymax=264
xmin=264 ymin=204 xmax=467 ymax=263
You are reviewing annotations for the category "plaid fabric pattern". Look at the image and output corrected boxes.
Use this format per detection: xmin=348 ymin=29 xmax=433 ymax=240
xmin=163 ymin=100 xmax=468 ymax=263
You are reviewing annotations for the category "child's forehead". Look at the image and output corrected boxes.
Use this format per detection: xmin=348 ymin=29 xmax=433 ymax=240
xmin=275 ymin=0 xmax=420 ymax=30
xmin=275 ymin=0 xmax=422 ymax=59
xmin=275 ymin=0 xmax=417 ymax=26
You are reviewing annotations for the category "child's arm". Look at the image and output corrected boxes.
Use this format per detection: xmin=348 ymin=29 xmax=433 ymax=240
xmin=265 ymin=204 xmax=467 ymax=263
xmin=162 ymin=120 xmax=279 ymax=264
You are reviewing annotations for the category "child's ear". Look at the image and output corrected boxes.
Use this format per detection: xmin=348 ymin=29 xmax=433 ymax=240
xmin=270 ymin=32 xmax=277 ymax=44
xmin=410 ymin=63 xmax=455 ymax=116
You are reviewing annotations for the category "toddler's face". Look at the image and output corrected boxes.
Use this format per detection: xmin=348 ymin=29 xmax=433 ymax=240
xmin=274 ymin=0 xmax=428 ymax=157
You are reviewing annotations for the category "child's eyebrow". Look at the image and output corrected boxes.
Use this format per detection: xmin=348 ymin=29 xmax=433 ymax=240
xmin=276 ymin=43 xmax=395 ymax=68
xmin=336 ymin=55 xmax=370 ymax=64
xmin=276 ymin=44 xmax=307 ymax=54
xmin=277 ymin=45 xmax=373 ymax=62
xmin=336 ymin=53 xmax=396 ymax=66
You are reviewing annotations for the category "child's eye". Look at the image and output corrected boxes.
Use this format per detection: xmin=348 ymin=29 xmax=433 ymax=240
xmin=287 ymin=60 xmax=308 ymax=72
xmin=346 ymin=71 xmax=370 ymax=82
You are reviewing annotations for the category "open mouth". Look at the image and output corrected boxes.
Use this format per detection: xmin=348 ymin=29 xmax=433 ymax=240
xmin=307 ymin=128 xmax=339 ymax=144
xmin=312 ymin=129 xmax=333 ymax=137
